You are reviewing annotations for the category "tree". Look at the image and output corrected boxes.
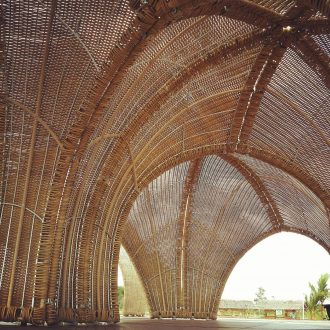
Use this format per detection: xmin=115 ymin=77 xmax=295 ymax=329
xmin=305 ymin=273 xmax=329 ymax=320
xmin=316 ymin=273 xmax=330 ymax=303
xmin=254 ymin=287 xmax=267 ymax=305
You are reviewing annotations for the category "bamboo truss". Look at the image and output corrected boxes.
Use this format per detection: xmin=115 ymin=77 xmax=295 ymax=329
xmin=0 ymin=0 xmax=329 ymax=325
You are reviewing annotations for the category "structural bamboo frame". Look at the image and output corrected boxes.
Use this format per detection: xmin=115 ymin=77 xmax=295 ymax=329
xmin=0 ymin=0 xmax=329 ymax=325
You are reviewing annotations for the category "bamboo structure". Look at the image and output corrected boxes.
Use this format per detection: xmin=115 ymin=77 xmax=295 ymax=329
xmin=0 ymin=0 xmax=329 ymax=325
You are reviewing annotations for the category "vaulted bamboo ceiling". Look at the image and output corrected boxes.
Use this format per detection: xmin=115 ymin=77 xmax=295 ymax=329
xmin=0 ymin=0 xmax=329 ymax=325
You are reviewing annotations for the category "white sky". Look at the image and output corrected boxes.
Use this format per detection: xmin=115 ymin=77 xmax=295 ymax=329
xmin=118 ymin=232 xmax=330 ymax=301
xmin=221 ymin=232 xmax=330 ymax=301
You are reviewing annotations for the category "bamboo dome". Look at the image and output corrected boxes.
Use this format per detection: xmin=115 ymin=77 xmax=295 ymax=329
xmin=0 ymin=0 xmax=329 ymax=325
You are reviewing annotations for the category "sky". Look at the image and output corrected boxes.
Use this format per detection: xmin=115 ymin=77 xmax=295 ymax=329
xmin=221 ymin=232 xmax=330 ymax=301
xmin=118 ymin=232 xmax=330 ymax=301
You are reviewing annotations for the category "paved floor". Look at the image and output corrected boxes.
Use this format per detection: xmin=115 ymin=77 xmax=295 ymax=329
xmin=1 ymin=318 xmax=330 ymax=329
xmin=111 ymin=317 xmax=330 ymax=329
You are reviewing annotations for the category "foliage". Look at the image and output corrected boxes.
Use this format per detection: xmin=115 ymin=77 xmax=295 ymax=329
xmin=254 ymin=287 xmax=267 ymax=305
xmin=305 ymin=273 xmax=329 ymax=320
xmin=118 ymin=286 xmax=124 ymax=311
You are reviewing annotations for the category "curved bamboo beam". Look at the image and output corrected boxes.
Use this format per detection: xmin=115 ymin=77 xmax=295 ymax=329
xmin=221 ymin=154 xmax=284 ymax=230
xmin=254 ymin=174 xmax=327 ymax=216
xmin=228 ymin=4 xmax=316 ymax=149
xmin=136 ymin=144 xmax=330 ymax=211
xmin=5 ymin=97 xmax=64 ymax=150
xmin=33 ymin=6 xmax=163 ymax=322
xmin=228 ymin=43 xmax=286 ymax=149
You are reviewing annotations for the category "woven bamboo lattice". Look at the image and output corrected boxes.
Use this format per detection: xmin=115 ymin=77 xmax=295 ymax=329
xmin=0 ymin=0 xmax=329 ymax=325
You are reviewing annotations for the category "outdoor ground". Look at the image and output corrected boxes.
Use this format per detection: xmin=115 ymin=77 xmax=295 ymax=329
xmin=2 ymin=317 xmax=330 ymax=329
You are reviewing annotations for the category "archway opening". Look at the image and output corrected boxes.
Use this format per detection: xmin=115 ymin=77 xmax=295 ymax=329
xmin=220 ymin=232 xmax=330 ymax=320
xmin=118 ymin=246 xmax=149 ymax=318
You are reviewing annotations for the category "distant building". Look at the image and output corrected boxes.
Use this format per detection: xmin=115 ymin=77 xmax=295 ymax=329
xmin=219 ymin=300 xmax=303 ymax=319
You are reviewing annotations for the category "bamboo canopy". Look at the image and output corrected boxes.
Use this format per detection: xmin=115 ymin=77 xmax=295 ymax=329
xmin=0 ymin=0 xmax=329 ymax=325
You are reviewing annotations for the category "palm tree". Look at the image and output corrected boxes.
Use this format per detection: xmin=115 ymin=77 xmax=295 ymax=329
xmin=305 ymin=273 xmax=329 ymax=320
xmin=316 ymin=273 xmax=330 ymax=303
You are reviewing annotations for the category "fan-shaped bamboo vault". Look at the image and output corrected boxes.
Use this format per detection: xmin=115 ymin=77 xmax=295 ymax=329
xmin=0 ymin=0 xmax=329 ymax=325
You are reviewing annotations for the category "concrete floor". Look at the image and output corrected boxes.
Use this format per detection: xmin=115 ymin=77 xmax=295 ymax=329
xmin=111 ymin=317 xmax=330 ymax=329
xmin=1 ymin=318 xmax=330 ymax=329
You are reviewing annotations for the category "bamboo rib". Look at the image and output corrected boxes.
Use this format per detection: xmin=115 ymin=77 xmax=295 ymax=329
xmin=176 ymin=160 xmax=201 ymax=311
xmin=32 ymin=5 xmax=161 ymax=322
xmin=6 ymin=0 xmax=57 ymax=308
xmin=247 ymin=174 xmax=327 ymax=215
xmin=229 ymin=4 xmax=315 ymax=149
xmin=229 ymin=44 xmax=287 ymax=149
xmin=237 ymin=145 xmax=330 ymax=210
xmin=221 ymin=154 xmax=284 ymax=229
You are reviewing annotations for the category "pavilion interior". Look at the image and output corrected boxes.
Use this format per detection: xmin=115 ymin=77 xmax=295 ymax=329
xmin=0 ymin=0 xmax=329 ymax=325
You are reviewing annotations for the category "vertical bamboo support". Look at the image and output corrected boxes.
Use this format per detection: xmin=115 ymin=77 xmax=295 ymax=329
xmin=175 ymin=160 xmax=201 ymax=316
